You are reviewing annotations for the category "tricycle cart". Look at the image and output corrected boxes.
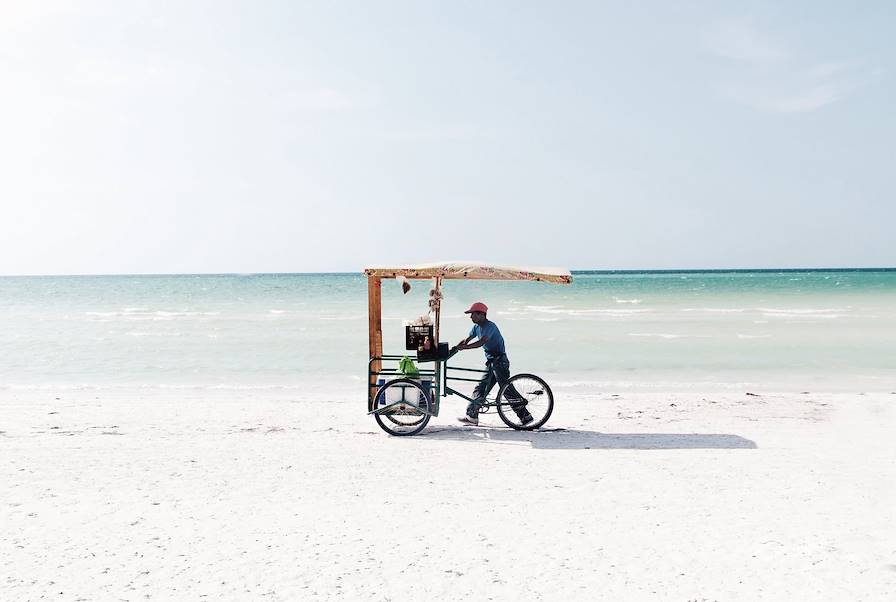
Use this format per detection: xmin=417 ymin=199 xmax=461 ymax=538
xmin=365 ymin=262 xmax=572 ymax=436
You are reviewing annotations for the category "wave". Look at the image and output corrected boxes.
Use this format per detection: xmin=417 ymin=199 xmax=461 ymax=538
xmin=85 ymin=310 xmax=221 ymax=318
xmin=756 ymin=307 xmax=848 ymax=314
xmin=761 ymin=312 xmax=841 ymax=320
xmin=125 ymin=331 xmax=184 ymax=337
xmin=628 ymin=333 xmax=713 ymax=339
xmin=0 ymin=383 xmax=352 ymax=392
xmin=495 ymin=304 xmax=654 ymax=318
xmin=514 ymin=306 xmax=653 ymax=316
xmin=551 ymin=379 xmax=759 ymax=390
xmin=569 ymin=308 xmax=652 ymax=316
xmin=682 ymin=307 xmax=849 ymax=319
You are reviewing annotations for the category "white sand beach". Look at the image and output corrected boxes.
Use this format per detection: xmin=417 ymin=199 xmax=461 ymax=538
xmin=3 ymin=387 xmax=894 ymax=601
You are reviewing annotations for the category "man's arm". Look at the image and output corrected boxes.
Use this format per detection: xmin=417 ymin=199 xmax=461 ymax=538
xmin=454 ymin=335 xmax=473 ymax=350
xmin=454 ymin=336 xmax=489 ymax=351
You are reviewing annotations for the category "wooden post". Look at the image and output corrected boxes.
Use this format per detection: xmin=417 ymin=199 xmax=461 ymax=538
xmin=367 ymin=276 xmax=382 ymax=410
xmin=433 ymin=276 xmax=442 ymax=345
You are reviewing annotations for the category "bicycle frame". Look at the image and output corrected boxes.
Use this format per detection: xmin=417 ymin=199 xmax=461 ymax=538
xmin=367 ymin=354 xmax=495 ymax=418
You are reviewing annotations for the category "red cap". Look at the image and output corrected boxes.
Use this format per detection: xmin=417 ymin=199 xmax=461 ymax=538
xmin=464 ymin=302 xmax=488 ymax=314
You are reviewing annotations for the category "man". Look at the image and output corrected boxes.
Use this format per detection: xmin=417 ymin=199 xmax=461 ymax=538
xmin=452 ymin=302 xmax=534 ymax=426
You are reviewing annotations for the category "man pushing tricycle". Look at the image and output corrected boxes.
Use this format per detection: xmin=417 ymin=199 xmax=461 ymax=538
xmin=452 ymin=301 xmax=535 ymax=427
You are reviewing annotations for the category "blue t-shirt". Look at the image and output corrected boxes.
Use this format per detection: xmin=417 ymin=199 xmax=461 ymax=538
xmin=469 ymin=320 xmax=506 ymax=360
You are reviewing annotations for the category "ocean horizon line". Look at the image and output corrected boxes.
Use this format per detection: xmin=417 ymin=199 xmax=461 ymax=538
xmin=2 ymin=266 xmax=895 ymax=278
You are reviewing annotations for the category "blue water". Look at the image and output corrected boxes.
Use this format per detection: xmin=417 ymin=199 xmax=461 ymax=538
xmin=1 ymin=270 xmax=894 ymax=392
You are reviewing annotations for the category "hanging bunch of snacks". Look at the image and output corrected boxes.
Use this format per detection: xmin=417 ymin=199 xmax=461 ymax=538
xmin=428 ymin=284 xmax=442 ymax=314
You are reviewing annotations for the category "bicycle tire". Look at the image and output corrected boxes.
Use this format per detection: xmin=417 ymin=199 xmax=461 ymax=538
xmin=373 ymin=378 xmax=432 ymax=436
xmin=496 ymin=373 xmax=554 ymax=430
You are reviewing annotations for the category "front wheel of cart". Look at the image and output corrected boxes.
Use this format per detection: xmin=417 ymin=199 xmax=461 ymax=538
xmin=373 ymin=378 xmax=432 ymax=436
xmin=497 ymin=373 xmax=554 ymax=430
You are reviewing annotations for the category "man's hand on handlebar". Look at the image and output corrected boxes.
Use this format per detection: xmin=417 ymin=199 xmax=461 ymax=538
xmin=452 ymin=337 xmax=473 ymax=355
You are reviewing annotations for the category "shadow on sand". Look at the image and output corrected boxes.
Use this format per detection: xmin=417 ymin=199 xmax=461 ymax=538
xmin=417 ymin=426 xmax=757 ymax=450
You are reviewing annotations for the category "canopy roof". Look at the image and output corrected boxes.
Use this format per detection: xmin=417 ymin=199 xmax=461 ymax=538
xmin=364 ymin=261 xmax=572 ymax=284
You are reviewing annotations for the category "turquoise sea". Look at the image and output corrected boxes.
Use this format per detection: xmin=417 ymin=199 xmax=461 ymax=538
xmin=1 ymin=270 xmax=894 ymax=392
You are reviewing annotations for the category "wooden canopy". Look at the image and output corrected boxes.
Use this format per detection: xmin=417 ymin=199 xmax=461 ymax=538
xmin=364 ymin=261 xmax=572 ymax=284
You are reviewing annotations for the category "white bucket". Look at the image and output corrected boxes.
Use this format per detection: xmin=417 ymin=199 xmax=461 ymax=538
xmin=385 ymin=377 xmax=432 ymax=405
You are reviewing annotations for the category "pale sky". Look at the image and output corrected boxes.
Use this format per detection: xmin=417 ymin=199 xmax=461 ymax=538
xmin=1 ymin=1 xmax=893 ymax=275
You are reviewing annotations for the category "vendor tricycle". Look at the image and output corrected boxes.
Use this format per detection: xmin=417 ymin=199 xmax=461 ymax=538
xmin=365 ymin=262 xmax=572 ymax=436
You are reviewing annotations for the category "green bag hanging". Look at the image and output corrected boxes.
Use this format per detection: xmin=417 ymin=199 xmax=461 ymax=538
xmin=398 ymin=356 xmax=419 ymax=378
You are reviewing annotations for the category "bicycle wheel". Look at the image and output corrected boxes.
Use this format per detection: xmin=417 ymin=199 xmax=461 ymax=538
xmin=496 ymin=373 xmax=553 ymax=430
xmin=373 ymin=378 xmax=432 ymax=436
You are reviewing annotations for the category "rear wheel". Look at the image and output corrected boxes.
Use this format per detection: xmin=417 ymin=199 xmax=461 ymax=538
xmin=373 ymin=378 xmax=432 ymax=436
xmin=497 ymin=373 xmax=553 ymax=430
